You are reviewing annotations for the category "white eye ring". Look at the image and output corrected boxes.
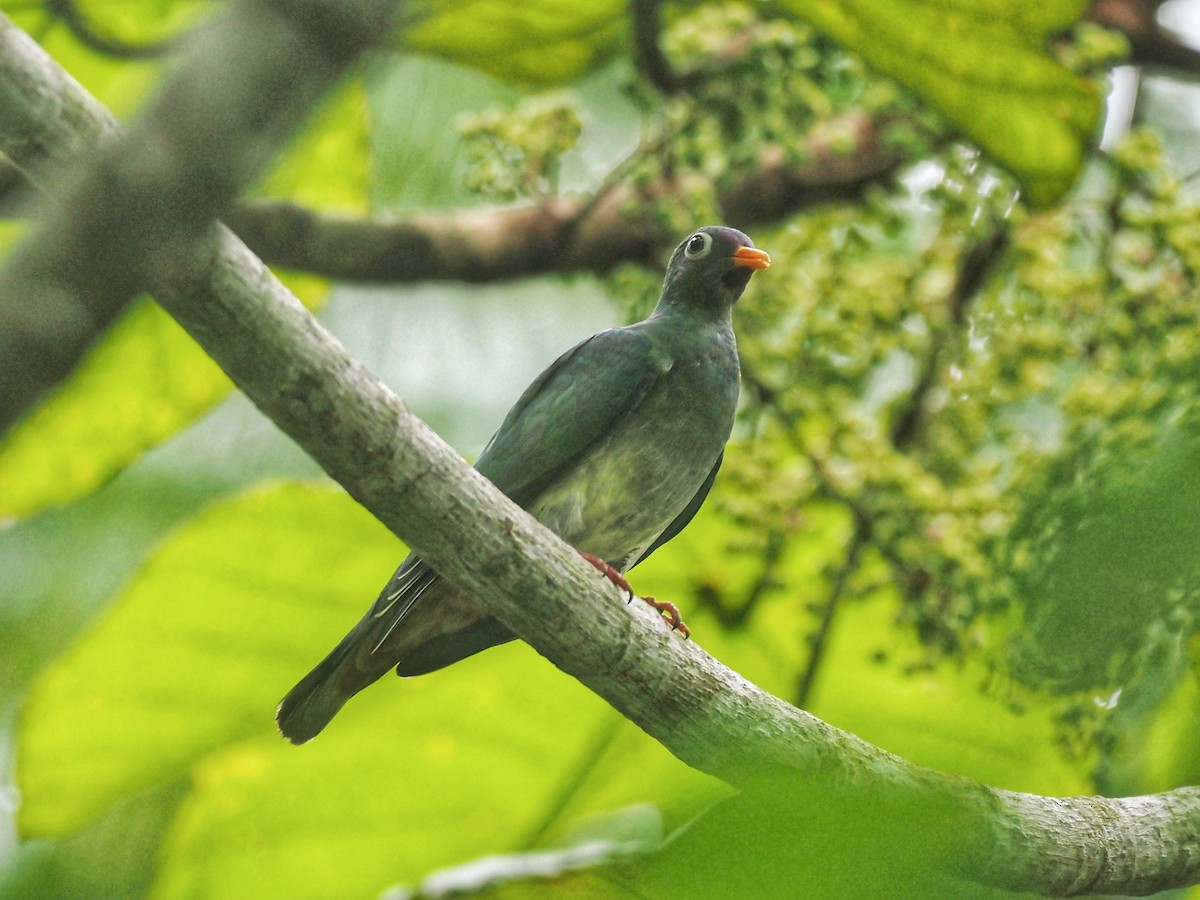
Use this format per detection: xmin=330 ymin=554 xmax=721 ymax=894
xmin=684 ymin=232 xmax=712 ymax=259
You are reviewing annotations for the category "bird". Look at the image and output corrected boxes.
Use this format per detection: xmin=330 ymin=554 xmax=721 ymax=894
xmin=277 ymin=225 xmax=770 ymax=743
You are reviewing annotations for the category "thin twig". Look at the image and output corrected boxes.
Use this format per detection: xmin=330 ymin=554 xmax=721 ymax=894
xmin=630 ymin=0 xmax=695 ymax=94
xmin=889 ymin=226 xmax=1010 ymax=449
xmin=45 ymin=0 xmax=177 ymax=59
xmin=795 ymin=513 xmax=869 ymax=708
xmin=517 ymin=712 xmax=625 ymax=849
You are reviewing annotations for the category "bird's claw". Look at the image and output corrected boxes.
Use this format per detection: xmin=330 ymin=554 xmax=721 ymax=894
xmin=579 ymin=552 xmax=690 ymax=639
xmin=641 ymin=595 xmax=691 ymax=639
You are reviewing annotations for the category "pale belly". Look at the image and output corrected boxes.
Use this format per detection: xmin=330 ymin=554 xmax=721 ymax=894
xmin=527 ymin=378 xmax=733 ymax=568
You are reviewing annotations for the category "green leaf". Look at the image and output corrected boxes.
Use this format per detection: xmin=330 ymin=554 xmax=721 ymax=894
xmin=403 ymin=0 xmax=627 ymax=87
xmin=0 ymin=300 xmax=229 ymax=520
xmin=15 ymin=483 xmax=388 ymax=837
xmin=0 ymin=273 xmax=325 ymax=520
xmin=775 ymin=0 xmax=1099 ymax=205
xmin=16 ymin=481 xmax=718 ymax=900
xmin=623 ymin=790 xmax=979 ymax=899
xmin=408 ymin=783 xmax=994 ymax=898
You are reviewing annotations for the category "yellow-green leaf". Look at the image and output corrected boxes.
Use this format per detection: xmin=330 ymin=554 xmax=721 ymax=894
xmin=15 ymin=482 xmax=385 ymax=837
xmin=16 ymin=482 xmax=715 ymax=867
xmin=0 ymin=299 xmax=229 ymax=520
xmin=777 ymin=0 xmax=1100 ymax=205
xmin=403 ymin=0 xmax=626 ymax=87
xmin=0 ymin=272 xmax=326 ymax=520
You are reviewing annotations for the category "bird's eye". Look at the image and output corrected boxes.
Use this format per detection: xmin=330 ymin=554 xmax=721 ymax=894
xmin=684 ymin=232 xmax=712 ymax=259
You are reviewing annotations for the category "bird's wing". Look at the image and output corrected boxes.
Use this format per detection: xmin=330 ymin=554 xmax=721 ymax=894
xmin=630 ymin=450 xmax=723 ymax=568
xmin=362 ymin=328 xmax=667 ymax=632
xmin=473 ymin=326 xmax=671 ymax=506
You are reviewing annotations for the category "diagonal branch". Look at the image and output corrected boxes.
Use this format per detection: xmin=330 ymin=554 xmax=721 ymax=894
xmin=1 ymin=14 xmax=1199 ymax=898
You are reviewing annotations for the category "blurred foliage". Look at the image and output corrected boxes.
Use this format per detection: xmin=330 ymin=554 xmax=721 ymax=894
xmin=458 ymin=95 xmax=583 ymax=201
xmin=715 ymin=112 xmax=1200 ymax=774
xmin=0 ymin=78 xmax=367 ymax=518
xmin=3 ymin=0 xmax=1200 ymax=898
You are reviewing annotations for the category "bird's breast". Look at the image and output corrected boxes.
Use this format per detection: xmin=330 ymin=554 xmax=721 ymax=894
xmin=530 ymin=335 xmax=738 ymax=567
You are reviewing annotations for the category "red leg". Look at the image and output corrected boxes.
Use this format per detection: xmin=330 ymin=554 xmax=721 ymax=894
xmin=579 ymin=552 xmax=633 ymax=597
xmin=578 ymin=552 xmax=690 ymax=639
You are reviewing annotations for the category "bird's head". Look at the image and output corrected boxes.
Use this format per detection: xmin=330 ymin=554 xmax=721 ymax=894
xmin=659 ymin=226 xmax=770 ymax=315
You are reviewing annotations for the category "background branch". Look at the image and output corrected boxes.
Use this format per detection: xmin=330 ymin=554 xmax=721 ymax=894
xmin=224 ymin=113 xmax=902 ymax=284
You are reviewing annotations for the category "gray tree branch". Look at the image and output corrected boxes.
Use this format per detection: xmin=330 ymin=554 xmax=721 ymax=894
xmin=1 ymin=12 xmax=1199 ymax=898
xmin=0 ymin=0 xmax=399 ymax=433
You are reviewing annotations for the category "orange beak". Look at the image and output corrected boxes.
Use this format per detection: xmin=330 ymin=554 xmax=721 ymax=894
xmin=732 ymin=246 xmax=771 ymax=270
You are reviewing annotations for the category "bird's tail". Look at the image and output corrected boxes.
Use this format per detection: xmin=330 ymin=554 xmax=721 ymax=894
xmin=275 ymin=620 xmax=393 ymax=744
xmin=276 ymin=557 xmax=442 ymax=743
xmin=276 ymin=558 xmax=518 ymax=743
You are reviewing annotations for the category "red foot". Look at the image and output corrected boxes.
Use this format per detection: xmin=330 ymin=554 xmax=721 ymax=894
xmin=578 ymin=552 xmax=690 ymax=639
xmin=642 ymin=596 xmax=691 ymax=639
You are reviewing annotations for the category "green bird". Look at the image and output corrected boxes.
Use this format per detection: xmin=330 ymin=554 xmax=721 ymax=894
xmin=277 ymin=226 xmax=770 ymax=743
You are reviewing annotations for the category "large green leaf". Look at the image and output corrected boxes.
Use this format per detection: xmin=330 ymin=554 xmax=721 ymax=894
xmin=0 ymin=274 xmax=323 ymax=520
xmin=16 ymin=482 xmax=719 ymax=898
xmin=778 ymin=0 xmax=1099 ymax=206
xmin=0 ymin=300 xmax=230 ymax=520
xmin=404 ymin=0 xmax=627 ymax=87
xmin=15 ymin=483 xmax=390 ymax=836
